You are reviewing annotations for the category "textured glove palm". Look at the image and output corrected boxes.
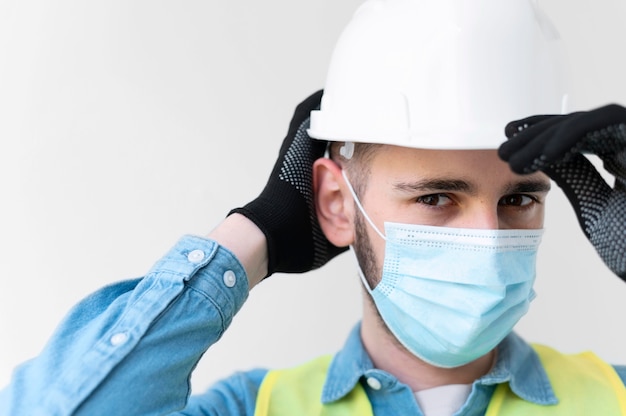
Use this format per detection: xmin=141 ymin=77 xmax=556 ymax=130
xmin=229 ymin=90 xmax=347 ymax=277
xmin=499 ymin=104 xmax=626 ymax=281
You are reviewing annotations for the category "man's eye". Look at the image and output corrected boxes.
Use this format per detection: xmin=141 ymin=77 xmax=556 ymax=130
xmin=417 ymin=194 xmax=451 ymax=207
xmin=499 ymin=194 xmax=535 ymax=207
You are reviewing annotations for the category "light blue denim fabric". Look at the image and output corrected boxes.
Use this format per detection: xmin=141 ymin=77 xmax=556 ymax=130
xmin=0 ymin=235 xmax=249 ymax=416
xmin=1 ymin=235 xmax=625 ymax=415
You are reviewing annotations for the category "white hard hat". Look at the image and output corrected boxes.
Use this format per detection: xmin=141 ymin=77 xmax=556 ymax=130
xmin=308 ymin=0 xmax=569 ymax=150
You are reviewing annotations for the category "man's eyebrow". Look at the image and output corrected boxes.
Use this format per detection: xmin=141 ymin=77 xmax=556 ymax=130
xmin=392 ymin=178 xmax=551 ymax=194
xmin=393 ymin=179 xmax=474 ymax=193
xmin=505 ymin=180 xmax=552 ymax=194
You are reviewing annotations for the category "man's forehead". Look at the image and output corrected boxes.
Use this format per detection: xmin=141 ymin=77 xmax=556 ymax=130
xmin=359 ymin=144 xmax=551 ymax=189
xmin=366 ymin=144 xmax=502 ymax=165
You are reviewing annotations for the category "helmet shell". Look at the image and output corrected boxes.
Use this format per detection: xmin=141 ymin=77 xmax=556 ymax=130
xmin=308 ymin=0 xmax=569 ymax=149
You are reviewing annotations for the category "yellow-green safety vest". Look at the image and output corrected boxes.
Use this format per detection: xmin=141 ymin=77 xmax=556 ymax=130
xmin=254 ymin=344 xmax=626 ymax=415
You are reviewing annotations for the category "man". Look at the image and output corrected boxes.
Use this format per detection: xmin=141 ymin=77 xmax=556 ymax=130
xmin=2 ymin=0 xmax=626 ymax=415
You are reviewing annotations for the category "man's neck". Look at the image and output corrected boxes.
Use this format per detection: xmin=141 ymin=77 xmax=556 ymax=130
xmin=360 ymin=300 xmax=496 ymax=392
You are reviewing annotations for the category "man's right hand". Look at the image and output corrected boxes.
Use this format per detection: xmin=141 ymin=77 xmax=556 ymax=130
xmin=228 ymin=90 xmax=348 ymax=279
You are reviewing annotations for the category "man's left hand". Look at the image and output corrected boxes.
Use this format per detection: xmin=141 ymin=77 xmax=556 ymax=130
xmin=499 ymin=104 xmax=626 ymax=281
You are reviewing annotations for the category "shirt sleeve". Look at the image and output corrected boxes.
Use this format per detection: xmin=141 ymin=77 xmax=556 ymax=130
xmin=181 ymin=369 xmax=268 ymax=415
xmin=0 ymin=235 xmax=251 ymax=416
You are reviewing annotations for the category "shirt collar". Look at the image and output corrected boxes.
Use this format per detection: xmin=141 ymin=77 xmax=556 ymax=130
xmin=321 ymin=323 xmax=374 ymax=403
xmin=479 ymin=331 xmax=557 ymax=405
xmin=321 ymin=324 xmax=558 ymax=406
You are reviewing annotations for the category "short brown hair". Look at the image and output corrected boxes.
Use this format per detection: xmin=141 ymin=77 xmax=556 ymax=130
xmin=328 ymin=142 xmax=382 ymax=198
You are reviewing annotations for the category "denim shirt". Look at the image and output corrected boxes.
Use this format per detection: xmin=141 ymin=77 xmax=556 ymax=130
xmin=1 ymin=235 xmax=624 ymax=415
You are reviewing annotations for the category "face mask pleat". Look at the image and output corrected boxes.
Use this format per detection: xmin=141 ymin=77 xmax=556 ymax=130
xmin=384 ymin=227 xmax=541 ymax=286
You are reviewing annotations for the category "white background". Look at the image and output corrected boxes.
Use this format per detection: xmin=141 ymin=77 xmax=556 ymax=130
xmin=1 ymin=0 xmax=625 ymax=394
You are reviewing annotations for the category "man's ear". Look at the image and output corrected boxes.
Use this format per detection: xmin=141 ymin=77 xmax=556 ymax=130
xmin=313 ymin=158 xmax=355 ymax=247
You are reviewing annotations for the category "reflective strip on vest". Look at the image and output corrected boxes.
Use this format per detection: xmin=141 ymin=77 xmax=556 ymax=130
xmin=254 ymin=345 xmax=626 ymax=416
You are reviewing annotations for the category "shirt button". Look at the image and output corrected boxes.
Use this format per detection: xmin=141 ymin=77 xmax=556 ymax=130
xmin=366 ymin=376 xmax=382 ymax=390
xmin=187 ymin=249 xmax=205 ymax=263
xmin=110 ymin=332 xmax=128 ymax=346
xmin=223 ymin=270 xmax=236 ymax=287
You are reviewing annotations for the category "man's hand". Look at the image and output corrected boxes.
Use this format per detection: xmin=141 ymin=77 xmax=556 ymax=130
xmin=229 ymin=90 xmax=347 ymax=278
xmin=499 ymin=104 xmax=626 ymax=281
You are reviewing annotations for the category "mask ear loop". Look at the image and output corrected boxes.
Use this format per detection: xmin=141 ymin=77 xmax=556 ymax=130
xmin=340 ymin=170 xmax=386 ymax=241
xmin=348 ymin=244 xmax=375 ymax=293
xmin=341 ymin=169 xmax=386 ymax=292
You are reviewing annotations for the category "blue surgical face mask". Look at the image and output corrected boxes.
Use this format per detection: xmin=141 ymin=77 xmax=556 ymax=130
xmin=343 ymin=170 xmax=542 ymax=368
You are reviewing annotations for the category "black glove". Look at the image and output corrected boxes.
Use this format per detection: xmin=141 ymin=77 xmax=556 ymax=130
xmin=499 ymin=104 xmax=626 ymax=281
xmin=229 ymin=90 xmax=347 ymax=277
